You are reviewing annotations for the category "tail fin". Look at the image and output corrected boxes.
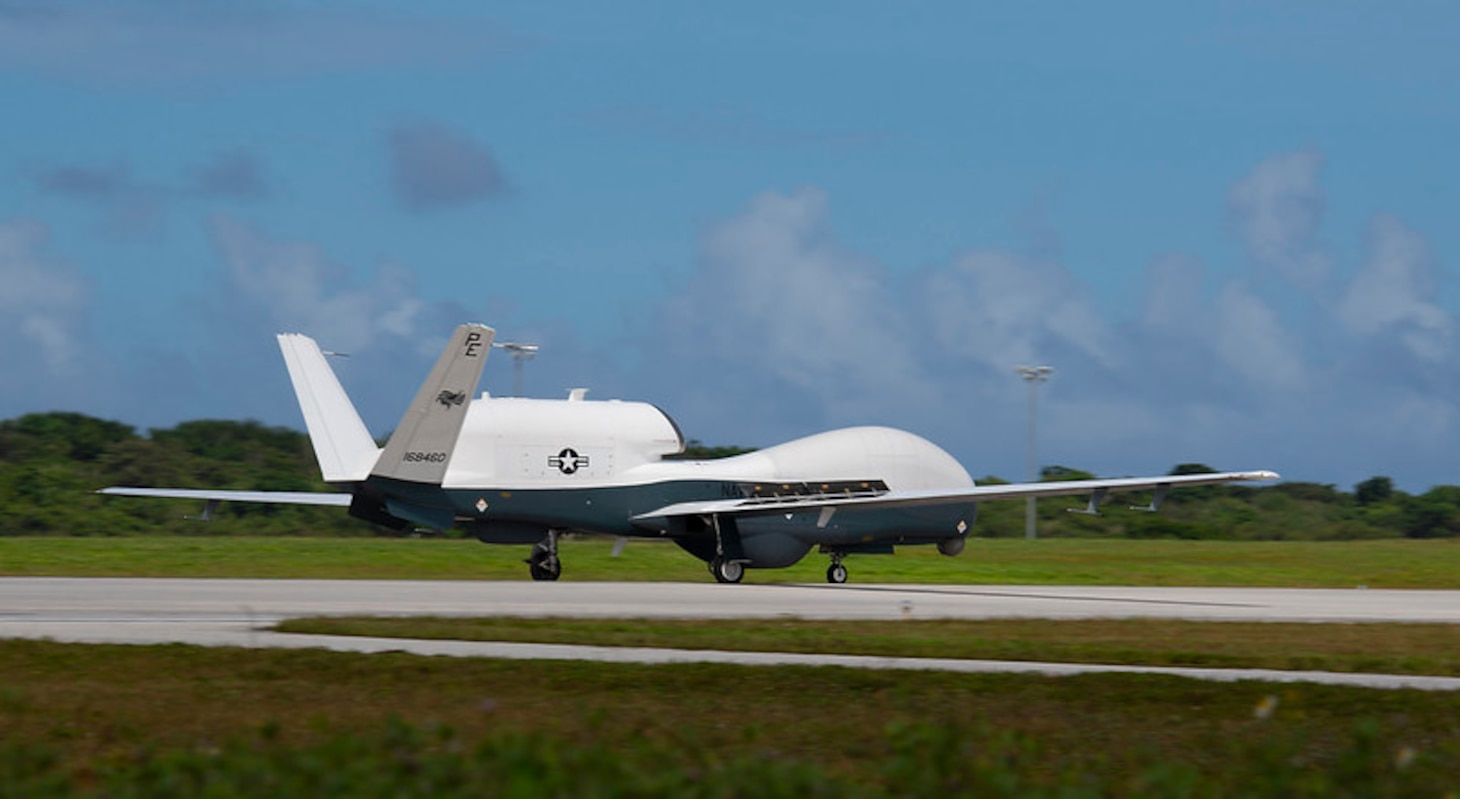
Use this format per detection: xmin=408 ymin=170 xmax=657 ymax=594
xmin=372 ymin=323 xmax=494 ymax=484
xmin=277 ymin=333 xmax=381 ymax=483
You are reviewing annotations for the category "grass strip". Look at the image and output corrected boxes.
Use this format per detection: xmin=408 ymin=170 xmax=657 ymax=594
xmin=275 ymin=616 xmax=1460 ymax=677
xmin=2 ymin=536 xmax=1459 ymax=587
xmin=1 ymin=639 xmax=1458 ymax=795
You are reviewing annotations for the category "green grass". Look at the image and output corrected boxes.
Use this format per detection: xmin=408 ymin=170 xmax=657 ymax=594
xmin=274 ymin=616 xmax=1460 ymax=677
xmin=2 ymin=535 xmax=1460 ymax=586
xmin=5 ymin=535 xmax=1460 ymax=793
xmin=1 ymin=639 xmax=1458 ymax=796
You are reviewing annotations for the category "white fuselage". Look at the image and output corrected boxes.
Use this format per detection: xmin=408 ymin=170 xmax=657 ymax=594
xmin=440 ymin=394 xmax=974 ymax=493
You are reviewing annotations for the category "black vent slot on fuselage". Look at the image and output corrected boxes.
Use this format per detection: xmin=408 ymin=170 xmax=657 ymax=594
xmin=734 ymin=480 xmax=889 ymax=505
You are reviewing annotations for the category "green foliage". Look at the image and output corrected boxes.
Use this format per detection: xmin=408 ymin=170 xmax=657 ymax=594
xmin=0 ymin=412 xmax=369 ymax=537
xmin=1356 ymin=475 xmax=1395 ymax=506
xmin=1401 ymin=486 xmax=1460 ymax=539
xmin=1272 ymin=481 xmax=1346 ymax=504
xmin=0 ymin=412 xmax=135 ymax=462
xmin=149 ymin=419 xmax=310 ymax=462
xmin=1040 ymin=465 xmax=1094 ymax=481
xmin=3 ymin=411 xmax=1460 ymax=541
xmin=1170 ymin=462 xmax=1218 ymax=475
xmin=1161 ymin=463 xmax=1222 ymax=504
xmin=968 ymin=466 xmax=1455 ymax=541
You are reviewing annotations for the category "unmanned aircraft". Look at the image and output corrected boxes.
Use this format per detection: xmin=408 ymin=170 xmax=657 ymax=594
xmin=103 ymin=324 xmax=1278 ymax=583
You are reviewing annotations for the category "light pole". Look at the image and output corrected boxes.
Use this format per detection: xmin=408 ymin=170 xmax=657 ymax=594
xmin=492 ymin=341 xmax=539 ymax=397
xmin=1015 ymin=365 xmax=1053 ymax=539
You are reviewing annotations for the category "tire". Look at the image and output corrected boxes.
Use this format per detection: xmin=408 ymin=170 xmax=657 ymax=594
xmin=826 ymin=563 xmax=848 ymax=584
xmin=710 ymin=556 xmax=744 ymax=584
xmin=529 ymin=558 xmax=561 ymax=582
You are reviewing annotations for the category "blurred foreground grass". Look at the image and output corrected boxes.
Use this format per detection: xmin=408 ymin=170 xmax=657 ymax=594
xmin=1 ymin=535 xmax=1458 ymax=587
xmin=1 ymin=640 xmax=1458 ymax=796
xmin=278 ymin=616 xmax=1460 ymax=677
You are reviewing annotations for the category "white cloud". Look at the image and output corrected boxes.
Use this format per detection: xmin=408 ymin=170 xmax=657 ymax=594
xmin=207 ymin=215 xmax=428 ymax=353
xmin=1338 ymin=214 xmax=1452 ymax=362
xmin=626 ymin=151 xmax=1459 ymax=487
xmin=924 ymin=248 xmax=1116 ymax=371
xmin=11 ymin=145 xmax=1455 ymax=490
xmin=189 ymin=214 xmax=487 ymax=432
xmin=179 ymin=153 xmax=1460 ymax=488
xmin=1213 ymin=282 xmax=1306 ymax=392
xmin=655 ymin=188 xmax=931 ymax=420
xmin=1141 ymin=254 xmax=1207 ymax=332
xmin=630 ymin=177 xmax=1333 ymax=479
xmin=0 ymin=218 xmax=88 ymax=374
xmin=1227 ymin=149 xmax=1331 ymax=289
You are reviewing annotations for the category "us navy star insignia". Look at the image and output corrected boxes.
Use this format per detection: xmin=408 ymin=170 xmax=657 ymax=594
xmin=549 ymin=448 xmax=589 ymax=475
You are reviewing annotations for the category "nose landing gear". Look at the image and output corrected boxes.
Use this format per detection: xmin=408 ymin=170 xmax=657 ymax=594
xmin=525 ymin=529 xmax=562 ymax=581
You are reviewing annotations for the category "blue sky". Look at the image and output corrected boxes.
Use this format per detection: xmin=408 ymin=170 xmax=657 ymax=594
xmin=3 ymin=1 xmax=1458 ymax=490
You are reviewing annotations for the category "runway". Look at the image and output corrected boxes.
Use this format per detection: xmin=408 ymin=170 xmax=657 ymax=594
xmin=4 ymin=577 xmax=1459 ymax=690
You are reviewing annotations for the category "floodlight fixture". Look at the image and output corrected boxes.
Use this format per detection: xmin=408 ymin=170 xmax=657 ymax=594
xmin=1015 ymin=365 xmax=1054 ymax=539
xmin=493 ymin=341 xmax=540 ymax=397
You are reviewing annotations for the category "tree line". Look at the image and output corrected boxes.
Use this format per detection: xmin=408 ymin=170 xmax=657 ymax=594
xmin=2 ymin=411 xmax=1457 ymax=540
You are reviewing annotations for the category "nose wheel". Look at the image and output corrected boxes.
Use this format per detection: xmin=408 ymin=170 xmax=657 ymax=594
xmin=528 ymin=555 xmax=561 ymax=581
xmin=525 ymin=530 xmax=562 ymax=581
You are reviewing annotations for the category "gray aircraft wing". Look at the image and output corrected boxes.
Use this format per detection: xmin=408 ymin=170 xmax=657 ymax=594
xmin=631 ymin=470 xmax=1279 ymax=524
xmin=98 ymin=487 xmax=353 ymax=506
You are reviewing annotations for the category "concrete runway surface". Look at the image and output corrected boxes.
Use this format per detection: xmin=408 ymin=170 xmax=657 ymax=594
xmin=3 ymin=577 xmax=1459 ymax=690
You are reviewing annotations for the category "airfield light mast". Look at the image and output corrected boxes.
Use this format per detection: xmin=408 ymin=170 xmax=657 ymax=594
xmin=1015 ymin=365 xmax=1054 ymax=540
xmin=493 ymin=341 xmax=539 ymax=397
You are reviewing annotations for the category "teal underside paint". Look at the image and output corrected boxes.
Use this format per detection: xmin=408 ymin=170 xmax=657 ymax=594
xmin=437 ymin=479 xmax=975 ymax=569
xmin=384 ymin=497 xmax=455 ymax=530
xmin=353 ymin=477 xmax=973 ymax=568
xmin=456 ymin=480 xmax=729 ymax=535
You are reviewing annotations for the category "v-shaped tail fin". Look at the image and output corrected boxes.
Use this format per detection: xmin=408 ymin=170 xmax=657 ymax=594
xmin=372 ymin=323 xmax=495 ymax=484
xmin=277 ymin=332 xmax=381 ymax=483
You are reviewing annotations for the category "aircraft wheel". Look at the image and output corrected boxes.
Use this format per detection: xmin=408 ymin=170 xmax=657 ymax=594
xmin=710 ymin=556 xmax=744 ymax=584
xmin=826 ymin=563 xmax=848 ymax=584
xmin=527 ymin=554 xmax=561 ymax=582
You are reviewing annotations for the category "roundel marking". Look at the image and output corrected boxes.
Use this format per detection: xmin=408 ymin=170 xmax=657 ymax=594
xmin=549 ymin=447 xmax=590 ymax=475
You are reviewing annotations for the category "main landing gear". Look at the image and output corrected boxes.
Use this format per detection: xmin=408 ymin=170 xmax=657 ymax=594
xmin=526 ymin=530 xmax=562 ymax=581
xmin=707 ymin=513 xmax=747 ymax=584
xmin=709 ymin=555 xmax=745 ymax=584
xmin=825 ymin=551 xmax=848 ymax=584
